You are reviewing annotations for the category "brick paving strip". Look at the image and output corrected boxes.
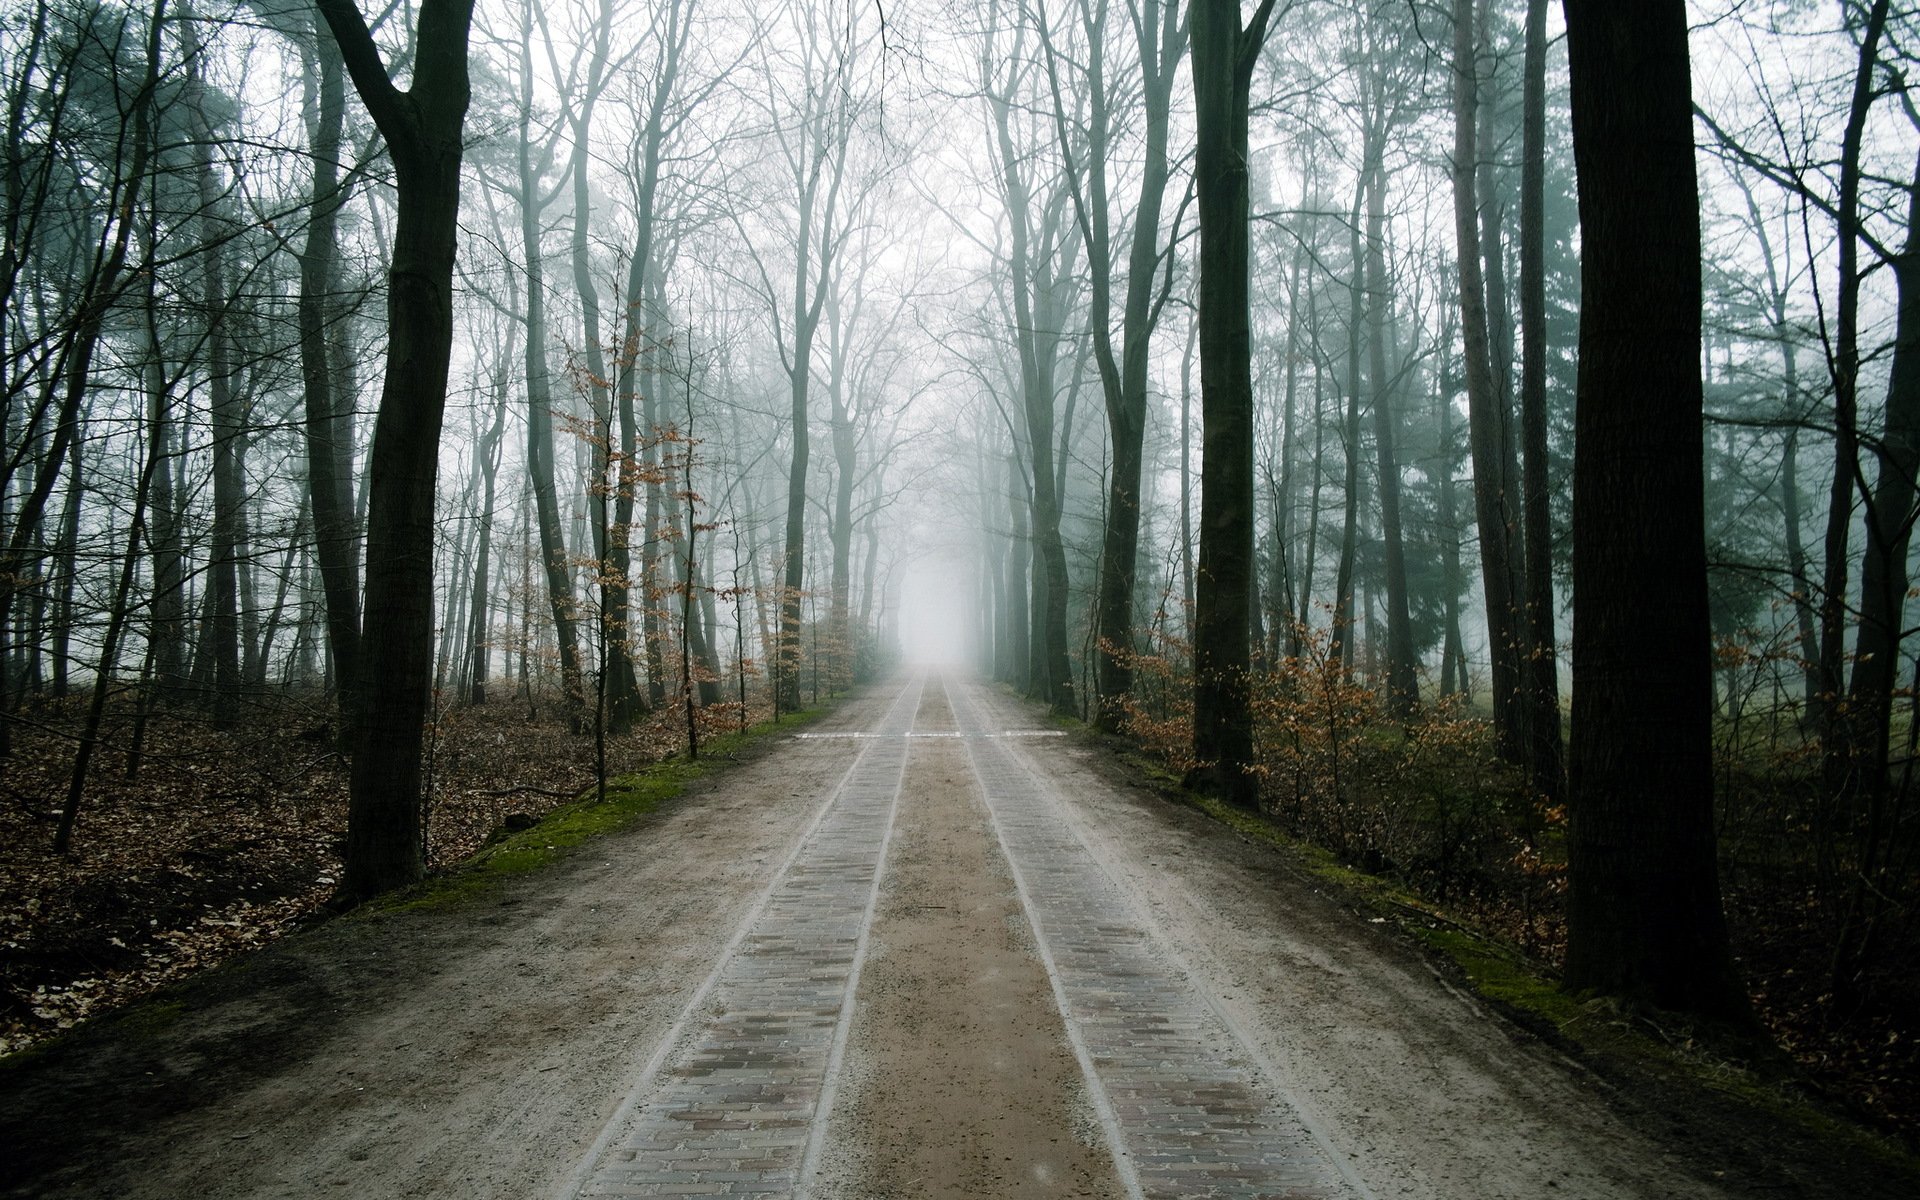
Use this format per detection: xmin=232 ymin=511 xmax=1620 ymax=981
xmin=944 ymin=677 xmax=1375 ymax=1200
xmin=561 ymin=675 xmax=925 ymax=1199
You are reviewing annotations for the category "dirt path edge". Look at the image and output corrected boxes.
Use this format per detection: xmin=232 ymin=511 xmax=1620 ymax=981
xmin=0 ymin=697 xmax=855 ymax=1199
xmin=1047 ymin=704 xmax=1920 ymax=1200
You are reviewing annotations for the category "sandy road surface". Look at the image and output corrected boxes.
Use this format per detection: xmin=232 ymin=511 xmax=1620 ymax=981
xmin=1 ymin=672 xmax=1794 ymax=1198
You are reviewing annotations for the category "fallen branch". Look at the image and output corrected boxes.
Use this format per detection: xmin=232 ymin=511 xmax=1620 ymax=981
xmin=474 ymin=783 xmax=589 ymax=802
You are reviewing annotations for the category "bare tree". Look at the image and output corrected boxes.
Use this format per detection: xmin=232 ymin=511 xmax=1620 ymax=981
xmin=317 ymin=0 xmax=477 ymax=905
xmin=1185 ymin=0 xmax=1280 ymax=807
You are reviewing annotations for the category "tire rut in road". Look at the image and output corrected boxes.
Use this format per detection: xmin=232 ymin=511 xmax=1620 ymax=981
xmin=812 ymin=685 xmax=1127 ymax=1200
xmin=564 ymin=675 xmax=924 ymax=1199
xmin=944 ymin=676 xmax=1370 ymax=1200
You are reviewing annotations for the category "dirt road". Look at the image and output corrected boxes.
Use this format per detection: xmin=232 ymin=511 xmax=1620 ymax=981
xmin=0 ymin=673 xmax=1813 ymax=1197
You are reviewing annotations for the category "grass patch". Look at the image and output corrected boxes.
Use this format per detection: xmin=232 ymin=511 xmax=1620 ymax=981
xmin=371 ymin=705 xmax=832 ymax=915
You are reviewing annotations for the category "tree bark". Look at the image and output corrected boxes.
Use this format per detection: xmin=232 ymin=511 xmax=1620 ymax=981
xmin=1818 ymin=0 xmax=1892 ymax=795
xmin=297 ymin=19 xmax=361 ymax=737
xmin=1366 ymin=152 xmax=1417 ymax=713
xmin=1561 ymin=0 xmax=1750 ymax=1022
xmin=511 ymin=9 xmax=588 ymax=733
xmin=1185 ymin=0 xmax=1278 ymax=808
xmin=1518 ymin=0 xmax=1561 ymax=798
xmin=187 ymin=9 xmax=243 ymax=728
xmin=1452 ymin=0 xmax=1525 ymax=761
xmin=1846 ymin=144 xmax=1920 ymax=805
xmin=317 ymin=0 xmax=477 ymax=906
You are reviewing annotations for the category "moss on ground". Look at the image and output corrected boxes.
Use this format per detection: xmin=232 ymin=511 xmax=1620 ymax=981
xmin=371 ymin=706 xmax=831 ymax=915
xmin=1169 ymin=782 xmax=1920 ymax=1186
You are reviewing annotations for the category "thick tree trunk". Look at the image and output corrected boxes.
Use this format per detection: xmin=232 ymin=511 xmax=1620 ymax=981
xmin=143 ymin=293 xmax=185 ymax=696
xmin=319 ymin=0 xmax=477 ymax=906
xmin=1561 ymin=0 xmax=1750 ymax=1022
xmin=1186 ymin=0 xmax=1277 ymax=808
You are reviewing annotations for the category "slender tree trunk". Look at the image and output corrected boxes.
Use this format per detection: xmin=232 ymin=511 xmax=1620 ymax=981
xmin=1560 ymin=0 xmax=1750 ymax=1022
xmin=466 ymin=372 xmax=506 ymax=705
xmin=1007 ymin=454 xmax=1031 ymax=690
xmin=513 ymin=30 xmax=587 ymax=733
xmin=1846 ymin=144 xmax=1920 ymax=805
xmin=1819 ymin=0 xmax=1892 ymax=794
xmin=1518 ymin=0 xmax=1563 ymax=800
xmin=1089 ymin=0 xmax=1184 ymax=732
xmin=1452 ymin=0 xmax=1525 ymax=761
xmin=298 ymin=21 xmax=362 ymax=736
xmin=1437 ymin=363 xmax=1469 ymax=699
xmin=1366 ymin=155 xmax=1417 ymax=711
xmin=194 ymin=68 xmax=243 ymax=728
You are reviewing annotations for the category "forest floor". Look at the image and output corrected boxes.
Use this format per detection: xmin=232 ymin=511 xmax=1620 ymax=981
xmin=0 ymin=686 xmax=755 ymax=1054
xmin=1 ymin=671 xmax=1913 ymax=1199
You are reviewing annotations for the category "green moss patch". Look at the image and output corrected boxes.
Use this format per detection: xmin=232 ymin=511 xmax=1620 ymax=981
xmin=372 ymin=707 xmax=830 ymax=915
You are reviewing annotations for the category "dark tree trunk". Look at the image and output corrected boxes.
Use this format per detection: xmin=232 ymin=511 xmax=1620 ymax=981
xmin=297 ymin=22 xmax=362 ymax=735
xmin=1331 ymin=178 xmax=1364 ymax=675
xmin=1366 ymin=156 xmax=1417 ymax=712
xmin=1846 ymin=145 xmax=1920 ymax=805
xmin=1006 ymin=455 xmax=1031 ymax=690
xmin=1560 ymin=0 xmax=1750 ymax=1023
xmin=1185 ymin=0 xmax=1277 ymax=808
xmin=829 ymin=381 xmax=856 ymax=692
xmin=1818 ymin=0 xmax=1892 ymax=794
xmin=514 ymin=24 xmax=588 ymax=734
xmin=1518 ymin=0 xmax=1562 ymax=799
xmin=779 ymin=349 xmax=811 ymax=713
xmin=1088 ymin=0 xmax=1184 ymax=732
xmin=1452 ymin=0 xmax=1526 ymax=762
xmin=318 ymin=0 xmax=476 ymax=906
xmin=48 ymin=434 xmax=79 ymax=697
xmin=466 ymin=370 xmax=506 ymax=705
xmin=191 ymin=19 xmax=243 ymax=729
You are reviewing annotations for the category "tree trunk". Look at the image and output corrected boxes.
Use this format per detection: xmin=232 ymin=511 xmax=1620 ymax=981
xmin=1518 ymin=0 xmax=1563 ymax=800
xmin=1560 ymin=0 xmax=1750 ymax=1022
xmin=298 ymin=21 xmax=362 ymax=736
xmin=1006 ymin=455 xmax=1031 ymax=691
xmin=1186 ymin=0 xmax=1278 ymax=808
xmin=1366 ymin=156 xmax=1417 ymax=713
xmin=514 ymin=19 xmax=587 ymax=733
xmin=318 ymin=0 xmax=476 ymax=905
xmin=1819 ymin=0 xmax=1892 ymax=794
xmin=466 ymin=370 xmax=506 ymax=704
xmin=1846 ymin=144 xmax=1920 ymax=804
xmin=1087 ymin=0 xmax=1184 ymax=732
xmin=1452 ymin=0 xmax=1525 ymax=762
xmin=191 ymin=18 xmax=243 ymax=729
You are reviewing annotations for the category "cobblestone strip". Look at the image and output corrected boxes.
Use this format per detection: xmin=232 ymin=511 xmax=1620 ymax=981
xmin=567 ymin=676 xmax=923 ymax=1199
xmin=946 ymin=678 xmax=1366 ymax=1200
